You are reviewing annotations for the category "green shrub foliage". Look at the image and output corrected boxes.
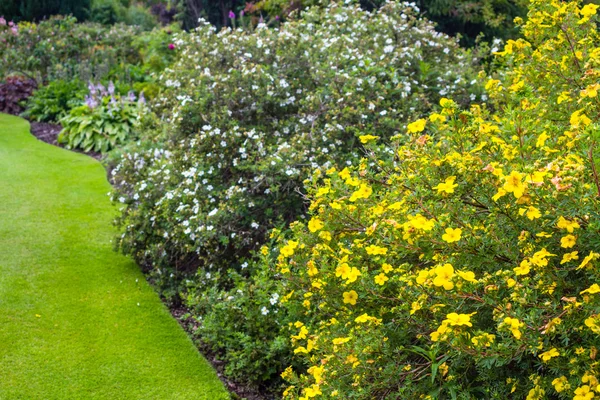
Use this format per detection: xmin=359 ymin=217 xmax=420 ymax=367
xmin=23 ymin=79 xmax=86 ymax=122
xmin=0 ymin=16 xmax=142 ymax=84
xmin=111 ymin=0 xmax=482 ymax=386
xmin=264 ymin=1 xmax=600 ymax=398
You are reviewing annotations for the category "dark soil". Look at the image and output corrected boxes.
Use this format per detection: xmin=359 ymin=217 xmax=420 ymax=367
xmin=169 ymin=305 xmax=273 ymax=400
xmin=29 ymin=121 xmax=102 ymax=160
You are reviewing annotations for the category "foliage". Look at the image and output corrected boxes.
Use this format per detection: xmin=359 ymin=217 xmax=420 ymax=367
xmin=262 ymin=1 xmax=600 ymax=398
xmin=0 ymin=0 xmax=91 ymax=22
xmin=245 ymin=0 xmax=528 ymax=46
xmin=22 ymin=79 xmax=86 ymax=122
xmin=420 ymin=0 xmax=529 ymax=47
xmin=112 ymin=0 xmax=482 ymax=386
xmin=0 ymin=75 xmax=37 ymax=115
xmin=0 ymin=16 xmax=142 ymax=84
xmin=58 ymin=82 xmax=146 ymax=153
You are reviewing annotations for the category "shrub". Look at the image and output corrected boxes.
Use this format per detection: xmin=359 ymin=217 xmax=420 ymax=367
xmin=263 ymin=1 xmax=600 ymax=398
xmin=23 ymin=79 xmax=86 ymax=122
xmin=0 ymin=16 xmax=142 ymax=84
xmin=112 ymin=0 xmax=482 ymax=387
xmin=0 ymin=75 xmax=37 ymax=115
xmin=58 ymin=82 xmax=146 ymax=153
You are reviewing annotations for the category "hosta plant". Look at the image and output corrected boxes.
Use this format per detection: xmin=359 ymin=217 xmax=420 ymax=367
xmin=58 ymin=82 xmax=146 ymax=153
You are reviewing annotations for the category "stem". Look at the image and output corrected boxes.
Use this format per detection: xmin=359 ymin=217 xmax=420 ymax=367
xmin=589 ymin=141 xmax=600 ymax=198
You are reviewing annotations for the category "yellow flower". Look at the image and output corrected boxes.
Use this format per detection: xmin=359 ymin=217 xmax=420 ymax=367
xmin=280 ymin=240 xmax=299 ymax=257
xmin=433 ymin=176 xmax=458 ymax=194
xmin=442 ymin=227 xmax=462 ymax=243
xmin=346 ymin=267 xmax=362 ymax=283
xmin=573 ymin=385 xmax=594 ymax=400
xmin=557 ymin=217 xmax=580 ymax=232
xmin=429 ymin=113 xmax=446 ymax=123
xmin=557 ymin=91 xmax=571 ymax=104
xmin=471 ymin=333 xmax=495 ymax=347
xmin=513 ymin=260 xmax=531 ymax=276
xmin=457 ymin=270 xmax=477 ymax=282
xmin=382 ymin=263 xmax=393 ymax=273
xmin=433 ymin=263 xmax=455 ymax=290
xmin=439 ymin=97 xmax=456 ymax=109
xmin=318 ymin=230 xmax=332 ymax=241
xmin=335 ymin=263 xmax=351 ymax=279
xmin=551 ymin=376 xmax=569 ymax=393
xmin=332 ymin=337 xmax=351 ymax=345
xmin=292 ymin=326 xmax=308 ymax=340
xmin=578 ymin=252 xmax=599 ymax=270
xmin=445 ymin=312 xmax=476 ymax=327
xmin=570 ymin=110 xmax=592 ymax=128
xmin=407 ymin=118 xmax=427 ymax=133
xmin=560 ymin=251 xmax=579 ymax=264
xmin=307 ymin=260 xmax=319 ymax=276
xmin=349 ymin=183 xmax=373 ymax=202
xmin=359 ymin=134 xmax=379 ymax=144
xmin=525 ymin=206 xmax=541 ymax=220
xmin=560 ymin=234 xmax=576 ymax=248
xmin=374 ymin=273 xmax=389 ymax=286
xmin=503 ymin=171 xmax=526 ymax=199
xmin=343 ymin=290 xmax=358 ymax=305
xmin=308 ymin=217 xmax=324 ymax=233
xmin=355 ymin=313 xmax=370 ymax=323
xmin=581 ymin=284 xmax=600 ymax=295
xmin=365 ymin=245 xmax=388 ymax=255
xmin=503 ymin=317 xmax=524 ymax=339
xmin=538 ymin=348 xmax=559 ymax=362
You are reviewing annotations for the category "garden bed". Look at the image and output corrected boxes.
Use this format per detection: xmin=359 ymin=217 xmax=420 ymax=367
xmin=29 ymin=121 xmax=101 ymax=160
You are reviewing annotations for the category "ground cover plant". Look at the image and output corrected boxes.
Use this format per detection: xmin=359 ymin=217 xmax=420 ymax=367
xmin=58 ymin=82 xmax=147 ymax=153
xmin=257 ymin=0 xmax=600 ymax=398
xmin=111 ymin=0 xmax=484 ymax=389
xmin=0 ymin=114 xmax=229 ymax=399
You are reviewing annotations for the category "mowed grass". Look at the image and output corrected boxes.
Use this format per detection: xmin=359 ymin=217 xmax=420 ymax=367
xmin=0 ymin=114 xmax=229 ymax=399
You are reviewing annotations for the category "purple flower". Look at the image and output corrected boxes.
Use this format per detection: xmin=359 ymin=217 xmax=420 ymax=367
xmin=84 ymin=95 xmax=98 ymax=109
xmin=138 ymin=92 xmax=146 ymax=105
xmin=108 ymin=81 xmax=115 ymax=96
xmin=0 ymin=17 xmax=6 ymax=26
xmin=240 ymin=10 xmax=245 ymax=17
xmin=275 ymin=15 xmax=280 ymax=20
xmin=127 ymin=91 xmax=136 ymax=102
xmin=228 ymin=10 xmax=235 ymax=19
xmin=168 ymin=43 xmax=175 ymax=50
xmin=97 ymin=83 xmax=107 ymax=97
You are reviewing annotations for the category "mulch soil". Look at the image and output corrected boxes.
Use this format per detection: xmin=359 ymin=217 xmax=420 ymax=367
xmin=29 ymin=121 xmax=102 ymax=160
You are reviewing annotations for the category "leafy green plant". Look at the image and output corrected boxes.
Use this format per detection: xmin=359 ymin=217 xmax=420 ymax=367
xmin=58 ymin=83 xmax=146 ymax=153
xmin=23 ymin=80 xmax=86 ymax=122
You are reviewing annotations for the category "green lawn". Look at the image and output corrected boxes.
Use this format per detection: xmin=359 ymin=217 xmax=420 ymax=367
xmin=0 ymin=114 xmax=229 ymax=399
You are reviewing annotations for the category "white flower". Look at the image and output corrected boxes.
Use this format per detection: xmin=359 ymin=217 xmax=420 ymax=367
xmin=261 ymin=306 xmax=269 ymax=315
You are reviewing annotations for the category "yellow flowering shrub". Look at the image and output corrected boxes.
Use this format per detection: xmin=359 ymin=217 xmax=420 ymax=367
xmin=271 ymin=1 xmax=600 ymax=398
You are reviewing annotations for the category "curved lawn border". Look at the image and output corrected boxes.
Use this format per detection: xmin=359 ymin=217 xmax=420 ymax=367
xmin=0 ymin=114 xmax=229 ymax=399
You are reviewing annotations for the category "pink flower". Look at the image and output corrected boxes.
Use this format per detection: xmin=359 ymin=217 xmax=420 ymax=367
xmin=0 ymin=17 xmax=6 ymax=26
xmin=168 ymin=43 xmax=175 ymax=50
xmin=228 ymin=10 xmax=235 ymax=19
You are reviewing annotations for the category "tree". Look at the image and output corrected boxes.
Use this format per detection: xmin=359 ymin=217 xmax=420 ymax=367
xmin=0 ymin=0 xmax=91 ymax=22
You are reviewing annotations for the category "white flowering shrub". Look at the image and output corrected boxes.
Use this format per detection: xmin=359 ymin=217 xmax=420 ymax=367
xmin=111 ymin=0 xmax=482 ymax=387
